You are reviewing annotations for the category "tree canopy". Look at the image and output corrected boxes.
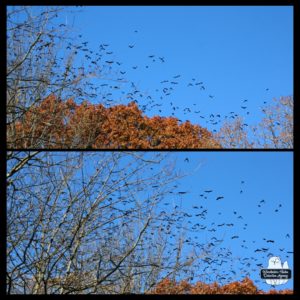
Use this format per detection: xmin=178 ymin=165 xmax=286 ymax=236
xmin=9 ymin=95 xmax=220 ymax=149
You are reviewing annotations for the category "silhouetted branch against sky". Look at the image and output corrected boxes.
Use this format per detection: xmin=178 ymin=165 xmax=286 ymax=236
xmin=7 ymin=152 xmax=293 ymax=293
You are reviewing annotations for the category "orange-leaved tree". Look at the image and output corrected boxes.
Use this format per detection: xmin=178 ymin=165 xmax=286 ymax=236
xmin=149 ymin=277 xmax=293 ymax=294
xmin=9 ymin=94 xmax=220 ymax=149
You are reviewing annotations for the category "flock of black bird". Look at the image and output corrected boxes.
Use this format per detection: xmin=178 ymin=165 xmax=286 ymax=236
xmin=51 ymin=28 xmax=291 ymax=288
xmin=59 ymin=29 xmax=273 ymax=137
xmin=140 ymin=156 xmax=292 ymax=288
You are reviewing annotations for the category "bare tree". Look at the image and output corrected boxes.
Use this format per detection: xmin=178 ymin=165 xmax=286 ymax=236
xmin=215 ymin=96 xmax=293 ymax=148
xmin=7 ymin=152 xmax=218 ymax=294
xmin=6 ymin=6 xmax=107 ymax=147
xmin=254 ymin=96 xmax=293 ymax=148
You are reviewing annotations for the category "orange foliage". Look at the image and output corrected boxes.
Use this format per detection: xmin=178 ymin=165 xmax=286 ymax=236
xmin=149 ymin=277 xmax=293 ymax=294
xmin=10 ymin=95 xmax=220 ymax=149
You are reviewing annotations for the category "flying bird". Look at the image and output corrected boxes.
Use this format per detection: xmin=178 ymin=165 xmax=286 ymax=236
xmin=216 ymin=196 xmax=224 ymax=200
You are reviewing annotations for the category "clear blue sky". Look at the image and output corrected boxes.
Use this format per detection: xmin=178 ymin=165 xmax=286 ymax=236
xmin=156 ymin=151 xmax=293 ymax=290
xmin=55 ymin=5 xmax=293 ymax=134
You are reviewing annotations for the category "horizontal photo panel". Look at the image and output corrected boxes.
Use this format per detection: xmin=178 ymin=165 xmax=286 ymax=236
xmin=6 ymin=151 xmax=293 ymax=294
xmin=6 ymin=6 xmax=293 ymax=149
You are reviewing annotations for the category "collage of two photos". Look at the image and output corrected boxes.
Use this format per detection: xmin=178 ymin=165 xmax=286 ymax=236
xmin=6 ymin=5 xmax=294 ymax=294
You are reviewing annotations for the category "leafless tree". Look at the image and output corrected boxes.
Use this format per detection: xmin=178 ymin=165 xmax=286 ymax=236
xmin=7 ymin=152 xmax=217 ymax=294
xmin=215 ymin=96 xmax=293 ymax=149
xmin=6 ymin=6 xmax=114 ymax=148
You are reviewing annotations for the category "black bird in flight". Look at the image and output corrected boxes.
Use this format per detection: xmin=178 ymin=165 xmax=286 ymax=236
xmin=216 ymin=196 xmax=224 ymax=200
xmin=128 ymin=44 xmax=134 ymax=48
xmin=204 ymin=190 xmax=213 ymax=193
xmin=231 ymin=236 xmax=239 ymax=239
xmin=266 ymin=240 xmax=274 ymax=243
xmin=184 ymin=158 xmax=189 ymax=163
xmin=209 ymin=95 xmax=214 ymax=98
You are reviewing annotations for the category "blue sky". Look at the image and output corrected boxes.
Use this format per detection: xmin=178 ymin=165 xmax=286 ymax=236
xmin=159 ymin=151 xmax=293 ymax=290
xmin=54 ymin=5 xmax=293 ymax=134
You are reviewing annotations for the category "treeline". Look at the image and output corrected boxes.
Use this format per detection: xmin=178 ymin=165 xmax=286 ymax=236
xmin=149 ymin=277 xmax=293 ymax=294
xmin=8 ymin=95 xmax=220 ymax=149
